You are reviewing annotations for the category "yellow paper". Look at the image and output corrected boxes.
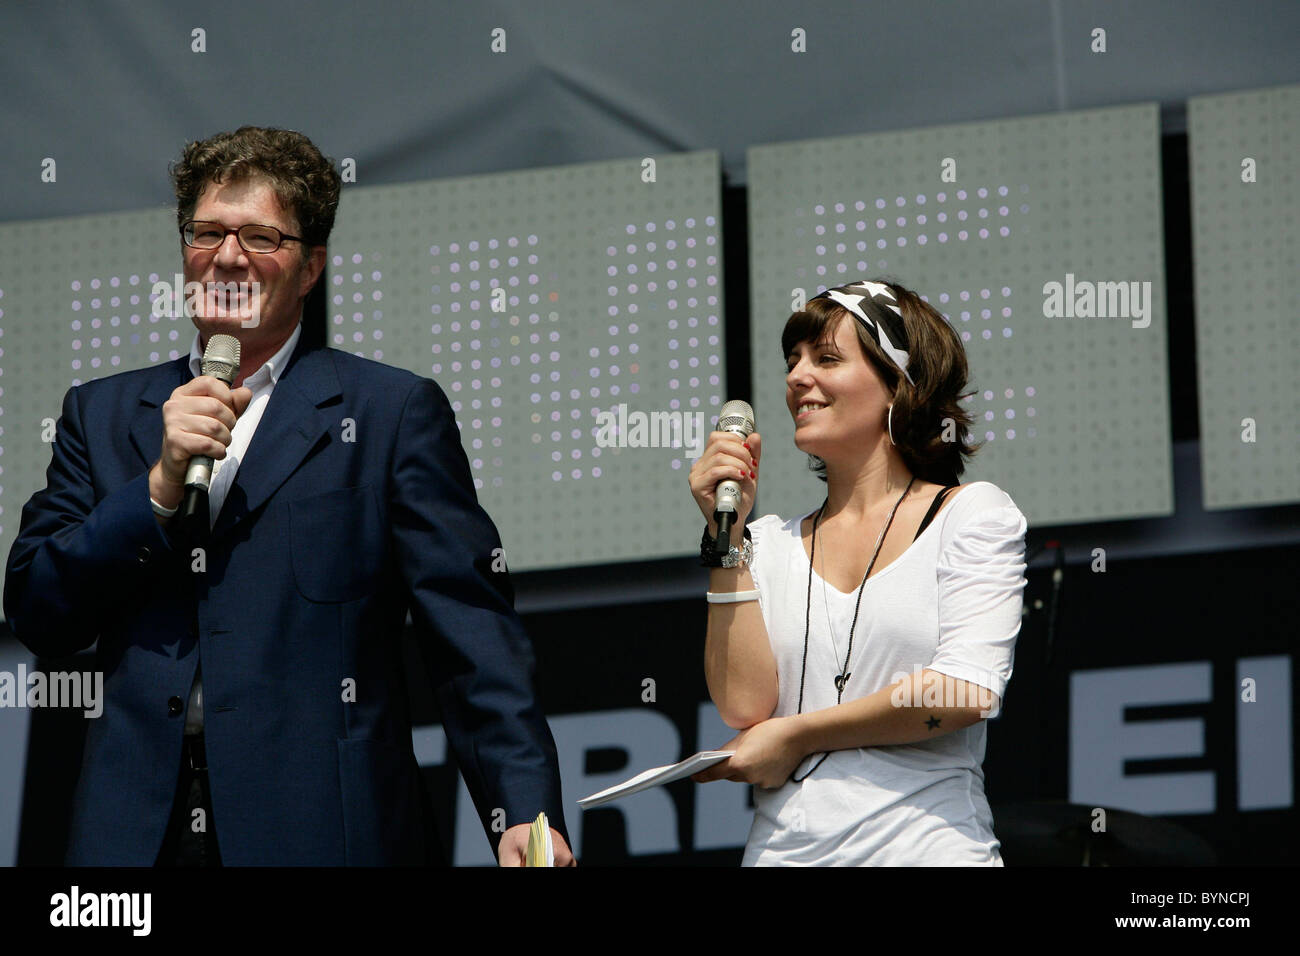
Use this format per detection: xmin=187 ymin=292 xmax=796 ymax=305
xmin=525 ymin=811 xmax=553 ymax=867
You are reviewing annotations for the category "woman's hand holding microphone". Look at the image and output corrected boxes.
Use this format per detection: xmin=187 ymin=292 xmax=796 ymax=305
xmin=688 ymin=430 xmax=761 ymax=540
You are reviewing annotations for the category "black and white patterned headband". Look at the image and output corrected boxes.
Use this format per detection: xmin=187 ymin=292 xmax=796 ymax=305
xmin=809 ymin=280 xmax=915 ymax=386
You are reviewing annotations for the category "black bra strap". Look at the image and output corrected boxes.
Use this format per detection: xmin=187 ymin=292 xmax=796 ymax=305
xmin=914 ymin=485 xmax=959 ymax=542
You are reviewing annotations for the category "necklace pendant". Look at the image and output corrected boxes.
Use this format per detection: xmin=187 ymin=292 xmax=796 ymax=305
xmin=834 ymin=672 xmax=850 ymax=693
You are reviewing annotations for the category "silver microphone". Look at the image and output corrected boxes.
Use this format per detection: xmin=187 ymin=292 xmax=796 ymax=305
xmin=712 ymin=399 xmax=755 ymax=555
xmin=179 ymin=334 xmax=240 ymax=528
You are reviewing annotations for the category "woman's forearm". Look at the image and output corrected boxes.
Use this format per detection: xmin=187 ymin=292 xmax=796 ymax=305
xmin=788 ymin=670 xmax=996 ymax=753
xmin=704 ymin=563 xmax=779 ymax=728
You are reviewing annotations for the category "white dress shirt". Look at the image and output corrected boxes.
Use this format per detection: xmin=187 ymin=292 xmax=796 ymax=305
xmin=180 ymin=320 xmax=303 ymax=735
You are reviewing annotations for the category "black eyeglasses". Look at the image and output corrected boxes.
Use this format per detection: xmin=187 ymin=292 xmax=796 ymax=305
xmin=181 ymin=220 xmax=307 ymax=254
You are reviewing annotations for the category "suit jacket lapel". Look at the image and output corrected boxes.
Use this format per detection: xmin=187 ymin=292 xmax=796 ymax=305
xmin=210 ymin=335 xmax=341 ymax=540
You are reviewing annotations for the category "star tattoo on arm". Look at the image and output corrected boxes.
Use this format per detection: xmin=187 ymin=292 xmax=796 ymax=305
xmin=925 ymin=715 xmax=942 ymax=731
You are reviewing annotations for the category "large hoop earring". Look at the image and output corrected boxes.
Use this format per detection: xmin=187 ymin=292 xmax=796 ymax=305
xmin=887 ymin=403 xmax=897 ymax=447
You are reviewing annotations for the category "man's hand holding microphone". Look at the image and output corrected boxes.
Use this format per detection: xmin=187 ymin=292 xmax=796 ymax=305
xmin=148 ymin=334 xmax=252 ymax=529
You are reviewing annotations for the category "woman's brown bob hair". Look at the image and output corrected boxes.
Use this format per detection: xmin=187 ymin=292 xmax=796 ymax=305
xmin=781 ymin=279 xmax=982 ymax=486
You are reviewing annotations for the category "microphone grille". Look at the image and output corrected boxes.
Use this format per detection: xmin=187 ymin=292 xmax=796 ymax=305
xmin=717 ymin=399 xmax=755 ymax=437
xmin=201 ymin=334 xmax=241 ymax=381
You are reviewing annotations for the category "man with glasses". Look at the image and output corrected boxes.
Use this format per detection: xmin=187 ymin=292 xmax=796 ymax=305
xmin=5 ymin=126 xmax=573 ymax=866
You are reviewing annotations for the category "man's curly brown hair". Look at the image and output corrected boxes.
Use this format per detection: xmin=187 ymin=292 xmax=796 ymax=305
xmin=170 ymin=126 xmax=341 ymax=258
xmin=781 ymin=279 xmax=983 ymax=487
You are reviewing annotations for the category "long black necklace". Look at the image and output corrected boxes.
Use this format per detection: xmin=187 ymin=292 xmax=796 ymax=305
xmin=789 ymin=476 xmax=914 ymax=783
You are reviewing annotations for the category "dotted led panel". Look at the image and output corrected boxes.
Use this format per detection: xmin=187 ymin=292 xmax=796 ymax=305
xmin=327 ymin=152 xmax=723 ymax=569
xmin=747 ymin=104 xmax=1172 ymax=526
xmin=1188 ymin=84 xmax=1300 ymax=509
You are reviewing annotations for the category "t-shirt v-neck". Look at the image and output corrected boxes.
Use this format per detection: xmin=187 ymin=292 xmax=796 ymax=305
xmin=798 ymin=487 xmax=963 ymax=595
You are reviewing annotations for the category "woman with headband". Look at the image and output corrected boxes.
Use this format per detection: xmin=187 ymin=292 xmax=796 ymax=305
xmin=687 ymin=279 xmax=1027 ymax=865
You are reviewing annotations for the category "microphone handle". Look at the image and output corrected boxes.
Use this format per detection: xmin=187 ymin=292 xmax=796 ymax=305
xmin=180 ymin=454 xmax=215 ymax=535
xmin=179 ymin=484 xmax=208 ymax=528
xmin=713 ymin=509 xmax=734 ymax=556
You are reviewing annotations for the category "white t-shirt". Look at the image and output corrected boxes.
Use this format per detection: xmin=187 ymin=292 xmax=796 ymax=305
xmin=741 ymin=480 xmax=1028 ymax=866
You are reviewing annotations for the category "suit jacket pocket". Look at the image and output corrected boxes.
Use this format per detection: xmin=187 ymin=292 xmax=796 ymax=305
xmin=289 ymin=484 xmax=382 ymax=603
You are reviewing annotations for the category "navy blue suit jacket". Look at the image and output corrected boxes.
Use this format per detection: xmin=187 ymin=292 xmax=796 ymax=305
xmin=4 ymin=333 xmax=568 ymax=865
